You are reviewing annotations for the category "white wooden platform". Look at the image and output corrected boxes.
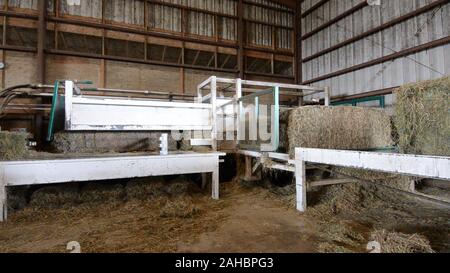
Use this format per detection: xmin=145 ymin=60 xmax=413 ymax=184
xmin=294 ymin=148 xmax=450 ymax=212
xmin=0 ymin=152 xmax=225 ymax=221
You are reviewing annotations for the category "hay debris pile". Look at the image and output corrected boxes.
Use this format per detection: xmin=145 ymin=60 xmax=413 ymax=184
xmin=371 ymin=229 xmax=434 ymax=253
xmin=395 ymin=76 xmax=450 ymax=156
xmin=0 ymin=131 xmax=29 ymax=160
xmin=287 ymin=106 xmax=393 ymax=158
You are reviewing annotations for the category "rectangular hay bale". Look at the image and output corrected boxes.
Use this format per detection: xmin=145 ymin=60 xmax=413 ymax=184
xmin=287 ymin=106 xmax=393 ymax=158
xmin=0 ymin=131 xmax=29 ymax=160
xmin=395 ymin=76 xmax=450 ymax=156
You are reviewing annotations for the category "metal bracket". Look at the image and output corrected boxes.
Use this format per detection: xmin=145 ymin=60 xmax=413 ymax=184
xmin=159 ymin=133 xmax=168 ymax=155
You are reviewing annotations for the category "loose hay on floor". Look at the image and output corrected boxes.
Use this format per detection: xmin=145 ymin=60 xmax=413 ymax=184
xmin=287 ymin=106 xmax=393 ymax=158
xmin=159 ymin=196 xmax=200 ymax=218
xmin=0 ymin=131 xmax=29 ymax=160
xmin=395 ymin=76 xmax=450 ymax=156
xmin=371 ymin=229 xmax=434 ymax=253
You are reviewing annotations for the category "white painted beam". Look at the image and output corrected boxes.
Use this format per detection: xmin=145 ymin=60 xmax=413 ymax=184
xmin=294 ymin=148 xmax=450 ymax=212
xmin=296 ymin=148 xmax=450 ymax=180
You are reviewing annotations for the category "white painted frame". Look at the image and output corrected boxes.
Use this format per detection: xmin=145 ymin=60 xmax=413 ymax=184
xmin=65 ymin=81 xmax=213 ymax=131
xmin=294 ymin=148 xmax=450 ymax=212
xmin=0 ymin=152 xmax=225 ymax=221
xmin=197 ymin=77 xmax=330 ymax=152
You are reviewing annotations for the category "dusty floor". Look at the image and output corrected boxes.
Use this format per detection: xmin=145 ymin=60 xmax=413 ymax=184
xmin=0 ymin=178 xmax=448 ymax=253
xmin=0 ymin=181 xmax=317 ymax=253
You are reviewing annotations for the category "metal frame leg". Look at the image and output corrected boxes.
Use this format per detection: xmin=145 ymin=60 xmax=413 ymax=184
xmin=295 ymin=159 xmax=307 ymax=212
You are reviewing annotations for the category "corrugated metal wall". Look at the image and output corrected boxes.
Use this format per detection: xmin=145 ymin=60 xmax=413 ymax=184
xmin=246 ymin=0 xmax=293 ymax=49
xmin=301 ymin=0 xmax=450 ymax=106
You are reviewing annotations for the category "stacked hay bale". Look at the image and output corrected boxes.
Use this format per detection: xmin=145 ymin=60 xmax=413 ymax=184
xmin=0 ymin=131 xmax=29 ymax=160
xmin=394 ymin=76 xmax=450 ymax=157
xmin=284 ymin=106 xmax=417 ymax=193
xmin=30 ymin=184 xmax=80 ymax=208
xmin=52 ymin=131 xmax=178 ymax=154
xmin=287 ymin=106 xmax=393 ymax=157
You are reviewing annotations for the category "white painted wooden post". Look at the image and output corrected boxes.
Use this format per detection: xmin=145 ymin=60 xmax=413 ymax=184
xmin=211 ymin=76 xmax=218 ymax=151
xmin=64 ymin=80 xmax=74 ymax=129
xmin=0 ymin=179 xmax=6 ymax=222
xmin=295 ymin=153 xmax=307 ymax=212
xmin=197 ymin=86 xmax=202 ymax=103
xmin=212 ymin=157 xmax=219 ymax=200
xmin=236 ymin=78 xmax=243 ymax=142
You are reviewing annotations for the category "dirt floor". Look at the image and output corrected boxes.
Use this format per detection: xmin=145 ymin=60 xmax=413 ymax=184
xmin=0 ymin=177 xmax=448 ymax=253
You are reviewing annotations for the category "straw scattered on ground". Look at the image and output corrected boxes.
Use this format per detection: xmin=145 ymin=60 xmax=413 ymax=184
xmin=0 ymin=177 xmax=231 ymax=253
xmin=371 ymin=229 xmax=434 ymax=253
xmin=261 ymin=176 xmax=446 ymax=253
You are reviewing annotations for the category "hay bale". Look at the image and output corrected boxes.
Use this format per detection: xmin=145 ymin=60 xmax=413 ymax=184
xmin=0 ymin=131 xmax=29 ymax=160
xmin=395 ymin=77 xmax=450 ymax=156
xmin=80 ymin=183 xmax=125 ymax=204
xmin=278 ymin=108 xmax=291 ymax=153
xmin=287 ymin=106 xmax=393 ymax=158
xmin=125 ymin=177 xmax=167 ymax=200
xmin=52 ymin=131 xmax=177 ymax=154
xmin=30 ymin=184 xmax=80 ymax=208
xmin=7 ymin=186 xmax=28 ymax=212
xmin=371 ymin=229 xmax=434 ymax=253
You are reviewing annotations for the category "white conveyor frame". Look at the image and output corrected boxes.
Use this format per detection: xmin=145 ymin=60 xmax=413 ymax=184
xmin=196 ymin=76 xmax=330 ymax=151
xmin=0 ymin=152 xmax=225 ymax=221
xmin=64 ymin=81 xmax=213 ymax=132
xmin=294 ymin=148 xmax=450 ymax=212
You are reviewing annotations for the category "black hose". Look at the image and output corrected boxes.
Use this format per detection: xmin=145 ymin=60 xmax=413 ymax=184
xmin=0 ymin=84 xmax=34 ymax=118
xmin=0 ymin=84 xmax=33 ymax=97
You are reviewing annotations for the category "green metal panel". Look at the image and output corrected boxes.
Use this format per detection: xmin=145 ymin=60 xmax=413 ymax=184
xmin=332 ymin=95 xmax=386 ymax=108
xmin=46 ymin=80 xmax=60 ymax=142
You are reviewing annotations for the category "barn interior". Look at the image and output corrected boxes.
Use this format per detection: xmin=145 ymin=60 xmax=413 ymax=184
xmin=0 ymin=0 xmax=449 ymax=253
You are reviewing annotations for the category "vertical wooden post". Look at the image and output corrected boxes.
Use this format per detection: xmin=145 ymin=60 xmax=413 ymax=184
xmin=35 ymin=0 xmax=47 ymax=147
xmin=295 ymin=1 xmax=303 ymax=106
xmin=0 ymin=179 xmax=6 ymax=222
xmin=37 ymin=0 xmax=47 ymax=84
xmin=236 ymin=78 xmax=243 ymax=142
xmin=295 ymin=1 xmax=302 ymax=85
xmin=211 ymin=76 xmax=217 ymax=151
xmin=237 ymin=0 xmax=244 ymax=79
xmin=1 ymin=5 xmax=7 ymax=89
xmin=295 ymin=152 xmax=307 ymax=212
xmin=212 ymin=158 xmax=220 ymax=200
xmin=100 ymin=0 xmax=106 ymax=90
xmin=244 ymin=156 xmax=252 ymax=180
